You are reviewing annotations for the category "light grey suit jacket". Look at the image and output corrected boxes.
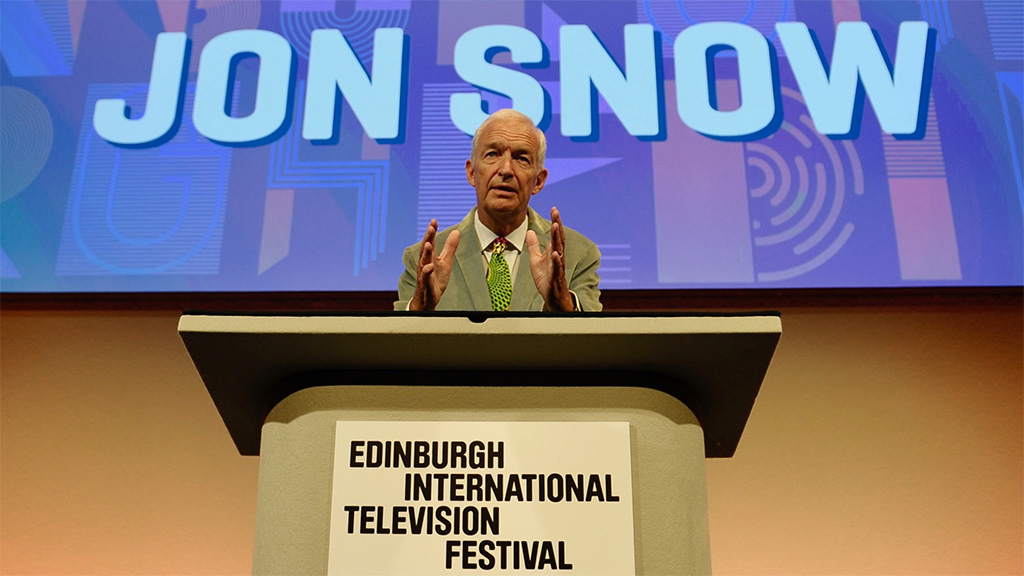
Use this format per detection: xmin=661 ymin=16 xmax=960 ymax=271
xmin=395 ymin=207 xmax=601 ymax=311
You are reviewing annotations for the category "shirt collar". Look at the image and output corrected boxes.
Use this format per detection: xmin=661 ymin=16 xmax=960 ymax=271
xmin=474 ymin=210 xmax=529 ymax=253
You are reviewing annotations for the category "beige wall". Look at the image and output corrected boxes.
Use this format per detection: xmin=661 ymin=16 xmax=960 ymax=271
xmin=2 ymin=303 xmax=1021 ymax=574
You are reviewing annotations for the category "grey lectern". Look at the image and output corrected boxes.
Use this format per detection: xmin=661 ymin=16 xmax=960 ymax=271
xmin=179 ymin=313 xmax=781 ymax=575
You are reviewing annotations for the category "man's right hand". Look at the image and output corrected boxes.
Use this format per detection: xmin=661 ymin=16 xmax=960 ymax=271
xmin=409 ymin=219 xmax=461 ymax=311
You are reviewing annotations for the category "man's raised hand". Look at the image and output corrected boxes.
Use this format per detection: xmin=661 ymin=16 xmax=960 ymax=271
xmin=526 ymin=207 xmax=575 ymax=312
xmin=409 ymin=219 xmax=460 ymax=311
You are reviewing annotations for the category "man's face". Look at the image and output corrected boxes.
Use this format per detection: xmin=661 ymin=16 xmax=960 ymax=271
xmin=466 ymin=117 xmax=548 ymax=233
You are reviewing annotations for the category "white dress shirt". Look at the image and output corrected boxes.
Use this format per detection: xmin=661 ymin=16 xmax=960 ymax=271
xmin=474 ymin=212 xmax=530 ymax=285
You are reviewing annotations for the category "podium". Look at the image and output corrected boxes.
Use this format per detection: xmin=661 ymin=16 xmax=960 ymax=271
xmin=179 ymin=312 xmax=781 ymax=575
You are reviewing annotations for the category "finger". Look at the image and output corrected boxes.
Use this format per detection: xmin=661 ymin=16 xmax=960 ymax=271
xmin=525 ymin=230 xmax=543 ymax=259
xmin=417 ymin=244 xmax=433 ymax=277
xmin=550 ymin=222 xmax=565 ymax=257
xmin=419 ymin=219 xmax=437 ymax=261
xmin=551 ymin=206 xmax=566 ymax=245
xmin=551 ymin=248 xmax=566 ymax=283
xmin=419 ymin=241 xmax=435 ymax=271
xmin=423 ymin=218 xmax=438 ymax=240
xmin=547 ymin=207 xmax=561 ymax=251
xmin=551 ymin=207 xmax=563 ymax=239
xmin=439 ymin=229 xmax=461 ymax=261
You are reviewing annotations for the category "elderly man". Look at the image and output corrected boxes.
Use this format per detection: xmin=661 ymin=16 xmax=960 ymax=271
xmin=395 ymin=109 xmax=601 ymax=312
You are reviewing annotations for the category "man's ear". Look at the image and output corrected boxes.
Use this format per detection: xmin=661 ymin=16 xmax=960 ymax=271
xmin=465 ymin=158 xmax=475 ymax=185
xmin=532 ymin=168 xmax=548 ymax=195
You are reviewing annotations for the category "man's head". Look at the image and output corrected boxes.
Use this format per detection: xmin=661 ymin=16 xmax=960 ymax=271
xmin=466 ymin=109 xmax=548 ymax=235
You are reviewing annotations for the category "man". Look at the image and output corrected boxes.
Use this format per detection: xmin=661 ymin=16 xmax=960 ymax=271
xmin=395 ymin=109 xmax=601 ymax=311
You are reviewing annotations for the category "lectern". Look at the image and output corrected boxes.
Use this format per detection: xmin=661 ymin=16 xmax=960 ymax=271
xmin=179 ymin=312 xmax=781 ymax=575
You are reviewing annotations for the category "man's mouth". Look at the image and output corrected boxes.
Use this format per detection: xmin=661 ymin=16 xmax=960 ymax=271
xmin=491 ymin=185 xmax=517 ymax=195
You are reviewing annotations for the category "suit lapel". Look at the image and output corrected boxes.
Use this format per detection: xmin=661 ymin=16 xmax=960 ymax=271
xmin=450 ymin=209 xmax=491 ymax=311
xmin=510 ymin=208 xmax=550 ymax=311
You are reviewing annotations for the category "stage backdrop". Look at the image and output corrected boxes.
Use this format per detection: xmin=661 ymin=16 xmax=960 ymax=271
xmin=1 ymin=0 xmax=1021 ymax=293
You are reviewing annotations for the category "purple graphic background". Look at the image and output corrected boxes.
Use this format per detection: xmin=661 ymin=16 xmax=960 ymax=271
xmin=1 ymin=0 xmax=1021 ymax=293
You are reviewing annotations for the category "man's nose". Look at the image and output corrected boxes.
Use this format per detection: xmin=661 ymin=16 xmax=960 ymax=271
xmin=497 ymin=152 xmax=513 ymax=175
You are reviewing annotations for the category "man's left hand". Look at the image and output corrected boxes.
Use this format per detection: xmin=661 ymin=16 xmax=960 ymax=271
xmin=526 ymin=206 xmax=576 ymax=312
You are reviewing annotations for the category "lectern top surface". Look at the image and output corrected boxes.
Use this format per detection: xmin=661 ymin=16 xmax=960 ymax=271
xmin=179 ymin=313 xmax=781 ymax=458
xmin=180 ymin=312 xmax=781 ymax=336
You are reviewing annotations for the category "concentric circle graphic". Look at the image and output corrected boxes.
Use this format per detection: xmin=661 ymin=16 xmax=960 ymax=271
xmin=1 ymin=87 xmax=54 ymax=202
xmin=281 ymin=6 xmax=410 ymax=62
xmin=189 ymin=0 xmax=262 ymax=72
xmin=642 ymin=0 xmax=791 ymax=49
xmin=745 ymin=86 xmax=865 ymax=282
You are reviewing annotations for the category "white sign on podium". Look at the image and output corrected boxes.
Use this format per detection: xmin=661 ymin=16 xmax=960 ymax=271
xmin=328 ymin=421 xmax=636 ymax=575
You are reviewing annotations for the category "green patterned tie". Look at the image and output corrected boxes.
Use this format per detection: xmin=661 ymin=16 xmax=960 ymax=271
xmin=487 ymin=237 xmax=512 ymax=311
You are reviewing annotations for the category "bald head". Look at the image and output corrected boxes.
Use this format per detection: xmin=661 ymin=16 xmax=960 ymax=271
xmin=471 ymin=109 xmax=547 ymax=170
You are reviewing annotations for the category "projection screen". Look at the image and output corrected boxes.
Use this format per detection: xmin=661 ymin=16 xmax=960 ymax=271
xmin=1 ymin=0 xmax=1021 ymax=294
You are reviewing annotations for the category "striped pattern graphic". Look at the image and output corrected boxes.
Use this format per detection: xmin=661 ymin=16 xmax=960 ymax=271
xmin=267 ymin=83 xmax=390 ymax=276
xmin=416 ymin=83 xmax=475 ymax=235
xmin=983 ymin=0 xmax=1024 ymax=61
xmin=881 ymin=98 xmax=945 ymax=178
